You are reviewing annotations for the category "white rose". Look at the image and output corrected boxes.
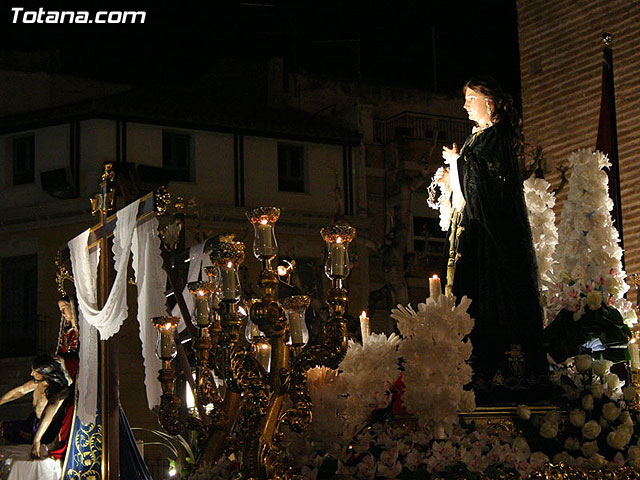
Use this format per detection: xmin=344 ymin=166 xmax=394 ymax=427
xmin=512 ymin=436 xmax=530 ymax=454
xmin=529 ymin=452 xmax=549 ymax=468
xmin=517 ymin=404 xmax=531 ymax=421
xmin=589 ymin=453 xmax=606 ymax=469
xmin=569 ymin=409 xmax=586 ymax=428
xmin=602 ymin=402 xmax=621 ymax=421
xmin=564 ymin=437 xmax=581 ymax=451
xmin=581 ymin=440 xmax=599 ymax=457
xmin=543 ymin=410 xmax=562 ymax=424
xmin=628 ymin=446 xmax=640 ymax=468
xmin=582 ymin=420 xmax=601 ymax=440
xmin=607 ymin=428 xmax=632 ymax=450
xmin=540 ymin=422 xmax=558 ymax=439
xmin=574 ymin=354 xmax=593 ymax=372
xmin=623 ymin=386 xmax=636 ymax=402
xmin=553 ymin=452 xmax=574 ymax=465
xmin=607 ymin=373 xmax=623 ymax=391
xmin=590 ymin=384 xmax=604 ymax=399
xmin=619 ymin=410 xmax=633 ymax=426
xmin=592 ymin=360 xmax=612 ymax=376
xmin=585 ymin=291 xmax=602 ymax=311
xmin=582 ymin=394 xmax=594 ymax=410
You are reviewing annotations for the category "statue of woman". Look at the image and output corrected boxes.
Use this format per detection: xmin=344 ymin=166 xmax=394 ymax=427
xmin=55 ymin=296 xmax=79 ymax=381
xmin=0 ymin=355 xmax=73 ymax=459
xmin=440 ymin=76 xmax=549 ymax=404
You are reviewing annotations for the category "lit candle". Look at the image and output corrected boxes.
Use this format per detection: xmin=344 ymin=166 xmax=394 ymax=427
xmin=194 ymin=291 xmax=210 ymax=326
xmin=221 ymin=261 xmax=237 ymax=300
xmin=255 ymin=220 xmax=275 ymax=258
xmin=159 ymin=324 xmax=176 ymax=359
xmin=256 ymin=341 xmax=272 ymax=372
xmin=330 ymin=238 xmax=346 ymax=277
xmin=289 ymin=312 xmax=304 ymax=346
xmin=359 ymin=311 xmax=370 ymax=345
xmin=429 ymin=275 xmax=441 ymax=301
xmin=630 ymin=338 xmax=640 ymax=370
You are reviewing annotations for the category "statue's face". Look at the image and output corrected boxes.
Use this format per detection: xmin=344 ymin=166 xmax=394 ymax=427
xmin=58 ymin=300 xmax=75 ymax=326
xmin=463 ymin=87 xmax=492 ymax=126
xmin=31 ymin=368 xmax=44 ymax=382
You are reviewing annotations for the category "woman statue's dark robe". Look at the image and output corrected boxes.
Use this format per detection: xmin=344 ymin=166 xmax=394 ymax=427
xmin=451 ymin=120 xmax=549 ymax=404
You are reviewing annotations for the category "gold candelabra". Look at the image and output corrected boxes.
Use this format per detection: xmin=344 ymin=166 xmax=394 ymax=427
xmin=153 ymin=206 xmax=356 ymax=479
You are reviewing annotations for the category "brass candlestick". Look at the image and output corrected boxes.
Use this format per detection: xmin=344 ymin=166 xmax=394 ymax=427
xmin=153 ymin=208 xmax=356 ymax=479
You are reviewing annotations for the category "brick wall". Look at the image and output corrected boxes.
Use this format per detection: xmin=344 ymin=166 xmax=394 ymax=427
xmin=517 ymin=0 xmax=640 ymax=279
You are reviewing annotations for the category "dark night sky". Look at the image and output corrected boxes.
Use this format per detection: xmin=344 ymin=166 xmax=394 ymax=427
xmin=1 ymin=0 xmax=521 ymax=99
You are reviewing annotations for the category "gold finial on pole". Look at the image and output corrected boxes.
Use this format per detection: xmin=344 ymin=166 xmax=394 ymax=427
xmin=602 ymin=32 xmax=612 ymax=47
xmin=55 ymin=250 xmax=74 ymax=296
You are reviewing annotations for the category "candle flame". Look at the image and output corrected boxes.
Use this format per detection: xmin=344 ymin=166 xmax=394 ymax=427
xmin=277 ymin=265 xmax=287 ymax=276
xmin=260 ymin=218 xmax=268 ymax=225
xmin=336 ymin=236 xmax=343 ymax=244
xmin=226 ymin=261 xmax=233 ymax=268
xmin=432 ymin=274 xmax=439 ymax=280
xmin=632 ymin=338 xmax=637 ymax=344
xmin=162 ymin=323 xmax=173 ymax=331
xmin=198 ymin=290 xmax=206 ymax=296
xmin=360 ymin=311 xmax=367 ymax=320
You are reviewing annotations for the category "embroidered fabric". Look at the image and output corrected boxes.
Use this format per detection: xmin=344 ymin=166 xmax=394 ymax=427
xmin=131 ymin=216 xmax=165 ymax=410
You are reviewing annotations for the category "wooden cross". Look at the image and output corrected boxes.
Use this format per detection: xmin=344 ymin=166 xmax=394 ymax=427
xmin=59 ymin=163 xmax=155 ymax=479
xmin=60 ymin=162 xmax=203 ymax=479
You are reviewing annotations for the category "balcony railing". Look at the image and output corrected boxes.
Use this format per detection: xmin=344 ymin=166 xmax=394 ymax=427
xmin=373 ymin=112 xmax=473 ymax=146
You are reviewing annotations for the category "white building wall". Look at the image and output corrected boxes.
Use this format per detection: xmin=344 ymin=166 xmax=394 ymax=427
xmin=79 ymin=119 xmax=116 ymax=198
xmin=0 ymin=119 xmax=353 ymax=222
xmin=127 ymin=123 xmax=236 ymax=205
xmin=244 ymin=136 xmax=345 ymax=214
xmin=0 ymin=124 xmax=70 ymax=208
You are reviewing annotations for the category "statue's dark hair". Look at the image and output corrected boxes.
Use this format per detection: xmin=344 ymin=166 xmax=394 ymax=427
xmin=464 ymin=76 xmax=524 ymax=159
xmin=32 ymin=355 xmax=69 ymax=400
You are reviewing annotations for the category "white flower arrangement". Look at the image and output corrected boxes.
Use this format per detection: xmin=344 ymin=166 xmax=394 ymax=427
xmin=391 ymin=295 xmax=475 ymax=431
xmin=339 ymin=333 xmax=402 ymax=429
xmin=523 ymin=175 xmax=558 ymax=324
xmin=548 ymin=149 xmax=635 ymax=327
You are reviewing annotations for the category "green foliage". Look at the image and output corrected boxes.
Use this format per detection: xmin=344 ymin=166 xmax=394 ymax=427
xmin=543 ymin=304 xmax=631 ymax=364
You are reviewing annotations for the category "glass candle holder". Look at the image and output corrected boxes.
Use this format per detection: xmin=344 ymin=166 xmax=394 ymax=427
xmin=209 ymin=240 xmax=245 ymax=301
xmin=254 ymin=339 xmax=272 ymax=372
xmin=246 ymin=207 xmax=280 ymax=261
xmin=281 ymin=295 xmax=311 ymax=347
xmin=321 ymin=225 xmax=356 ymax=280
xmin=243 ymin=299 xmax=263 ymax=343
xmin=153 ymin=316 xmax=179 ymax=361
xmin=187 ymin=280 xmax=213 ymax=327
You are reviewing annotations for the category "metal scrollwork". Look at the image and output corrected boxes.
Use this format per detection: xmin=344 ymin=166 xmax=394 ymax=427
xmin=154 ymin=186 xmax=171 ymax=216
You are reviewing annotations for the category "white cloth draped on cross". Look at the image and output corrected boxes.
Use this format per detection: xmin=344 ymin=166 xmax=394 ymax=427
xmin=68 ymin=199 xmax=165 ymax=424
